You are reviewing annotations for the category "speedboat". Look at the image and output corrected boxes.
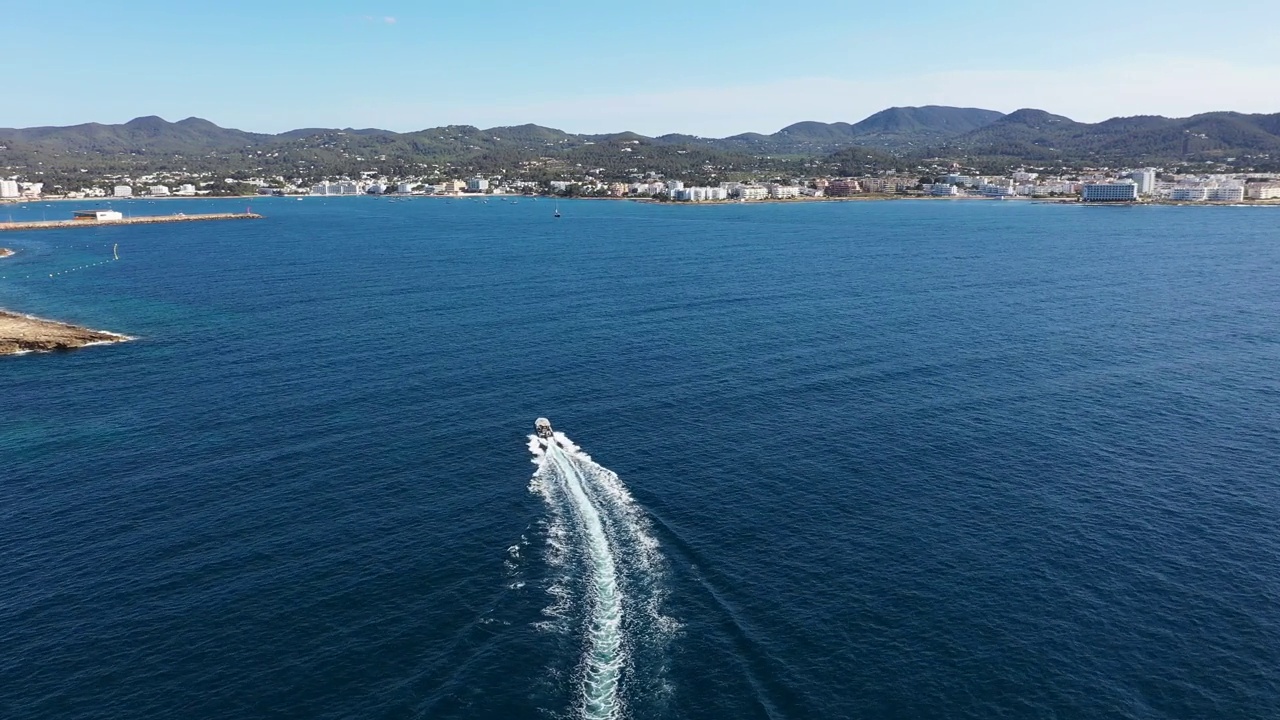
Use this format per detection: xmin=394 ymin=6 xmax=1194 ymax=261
xmin=535 ymin=417 xmax=554 ymax=439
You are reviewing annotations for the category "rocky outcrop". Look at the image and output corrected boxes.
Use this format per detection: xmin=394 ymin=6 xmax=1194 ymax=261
xmin=0 ymin=248 xmax=14 ymax=258
xmin=0 ymin=310 xmax=129 ymax=355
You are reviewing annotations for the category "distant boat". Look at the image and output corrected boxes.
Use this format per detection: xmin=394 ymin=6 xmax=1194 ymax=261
xmin=554 ymin=203 xmax=561 ymax=218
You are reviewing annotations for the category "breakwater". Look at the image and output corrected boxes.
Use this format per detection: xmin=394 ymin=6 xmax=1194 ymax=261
xmin=0 ymin=212 xmax=262 ymax=232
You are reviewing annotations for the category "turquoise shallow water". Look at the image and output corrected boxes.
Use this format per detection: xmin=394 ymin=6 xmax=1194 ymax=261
xmin=2 ymin=197 xmax=1279 ymax=719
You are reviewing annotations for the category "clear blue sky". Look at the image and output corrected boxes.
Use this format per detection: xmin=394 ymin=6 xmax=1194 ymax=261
xmin=5 ymin=0 xmax=1278 ymax=135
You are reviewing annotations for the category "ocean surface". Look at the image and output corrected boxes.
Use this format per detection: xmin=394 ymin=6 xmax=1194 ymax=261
xmin=2 ymin=196 xmax=1278 ymax=719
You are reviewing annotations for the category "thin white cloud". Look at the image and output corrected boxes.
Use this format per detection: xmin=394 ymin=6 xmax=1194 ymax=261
xmin=383 ymin=16 xmax=396 ymax=24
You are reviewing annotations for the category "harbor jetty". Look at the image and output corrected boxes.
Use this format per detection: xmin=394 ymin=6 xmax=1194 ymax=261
xmin=0 ymin=211 xmax=262 ymax=233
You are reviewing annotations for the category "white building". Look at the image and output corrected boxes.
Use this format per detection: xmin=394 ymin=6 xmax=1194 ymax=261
xmin=467 ymin=177 xmax=490 ymax=192
xmin=1206 ymin=186 xmax=1244 ymax=202
xmin=768 ymin=185 xmax=801 ymax=199
xmin=397 ymin=182 xmax=416 ymax=194
xmin=113 ymin=185 xmax=133 ymax=197
xmin=980 ymin=181 xmax=1015 ymax=197
xmin=176 ymin=184 xmax=197 ymax=196
xmin=1245 ymin=182 xmax=1280 ymax=200
xmin=1170 ymin=186 xmax=1208 ymax=201
xmin=734 ymin=186 xmax=769 ymax=201
xmin=923 ymin=183 xmax=960 ymax=196
xmin=673 ymin=186 xmax=728 ymax=202
xmin=1 ymin=179 xmax=22 ymax=198
xmin=148 ymin=185 xmax=171 ymax=196
xmin=1082 ymin=183 xmax=1138 ymax=202
xmin=1129 ymin=169 xmax=1156 ymax=196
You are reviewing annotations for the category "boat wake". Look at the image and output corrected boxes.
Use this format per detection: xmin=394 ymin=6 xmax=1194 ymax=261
xmin=528 ymin=424 xmax=676 ymax=720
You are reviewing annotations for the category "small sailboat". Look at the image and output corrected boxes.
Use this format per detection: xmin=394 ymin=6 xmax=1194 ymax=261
xmin=554 ymin=203 xmax=561 ymax=218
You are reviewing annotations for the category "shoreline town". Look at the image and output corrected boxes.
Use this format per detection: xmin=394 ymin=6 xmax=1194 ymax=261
xmin=4 ymin=167 xmax=1280 ymax=206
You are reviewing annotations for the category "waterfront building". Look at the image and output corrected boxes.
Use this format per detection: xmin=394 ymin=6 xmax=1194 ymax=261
xmin=176 ymin=184 xmax=197 ymax=196
xmin=1082 ymin=183 xmax=1138 ymax=202
xmin=148 ymin=185 xmax=171 ymax=196
xmin=980 ymin=181 xmax=1015 ymax=197
xmin=768 ymin=185 xmax=800 ymax=199
xmin=441 ymin=179 xmax=466 ymax=194
xmin=113 ymin=185 xmax=133 ymax=198
xmin=826 ymin=179 xmax=861 ymax=197
xmin=1245 ymin=182 xmax=1280 ymax=200
xmin=1205 ymin=186 xmax=1244 ymax=202
xmin=467 ymin=177 xmax=490 ymax=192
xmin=1130 ymin=169 xmax=1157 ymax=195
xmin=673 ymin=187 xmax=728 ymax=202
xmin=1169 ymin=186 xmax=1208 ymax=201
xmin=0 ymin=179 xmax=21 ymax=198
xmin=859 ymin=178 xmax=895 ymax=194
xmin=734 ymin=186 xmax=769 ymax=201
xmin=923 ymin=183 xmax=959 ymax=196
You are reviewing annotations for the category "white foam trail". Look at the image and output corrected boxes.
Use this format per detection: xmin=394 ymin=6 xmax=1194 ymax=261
xmin=545 ymin=444 xmax=625 ymax=720
xmin=527 ymin=429 xmax=677 ymax=720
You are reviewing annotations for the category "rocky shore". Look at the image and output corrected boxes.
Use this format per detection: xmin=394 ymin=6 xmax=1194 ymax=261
xmin=0 ymin=310 xmax=130 ymax=355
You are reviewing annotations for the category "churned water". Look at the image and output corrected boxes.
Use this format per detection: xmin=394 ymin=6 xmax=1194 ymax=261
xmin=2 ymin=196 xmax=1278 ymax=719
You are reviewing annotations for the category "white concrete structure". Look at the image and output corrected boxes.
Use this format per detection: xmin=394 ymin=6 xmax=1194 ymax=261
xmin=768 ymin=185 xmax=800 ymax=199
xmin=980 ymin=181 xmax=1015 ymax=197
xmin=673 ymin=186 xmax=728 ymax=202
xmin=1129 ymin=169 xmax=1156 ymax=196
xmin=148 ymin=185 xmax=171 ymax=196
xmin=924 ymin=183 xmax=960 ymax=196
xmin=467 ymin=177 xmax=490 ymax=192
xmin=1206 ymin=186 xmax=1244 ymax=202
xmin=1082 ymin=183 xmax=1138 ymax=202
xmin=1170 ymin=186 xmax=1208 ymax=201
xmin=113 ymin=185 xmax=133 ymax=197
xmin=397 ymin=182 xmax=416 ymax=194
xmin=1246 ymin=182 xmax=1280 ymax=200
xmin=176 ymin=184 xmax=197 ymax=196
xmin=735 ymin=186 xmax=769 ymax=201
xmin=0 ymin=179 xmax=21 ymax=198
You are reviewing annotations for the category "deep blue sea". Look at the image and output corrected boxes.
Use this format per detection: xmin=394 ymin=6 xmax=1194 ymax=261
xmin=2 ymin=196 xmax=1278 ymax=719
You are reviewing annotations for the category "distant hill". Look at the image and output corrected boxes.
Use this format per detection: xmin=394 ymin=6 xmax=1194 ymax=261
xmin=929 ymin=109 xmax=1280 ymax=166
xmin=0 ymin=116 xmax=266 ymax=155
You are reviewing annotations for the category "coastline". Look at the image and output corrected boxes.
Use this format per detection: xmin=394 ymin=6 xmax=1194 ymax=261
xmin=0 ymin=309 xmax=131 ymax=356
